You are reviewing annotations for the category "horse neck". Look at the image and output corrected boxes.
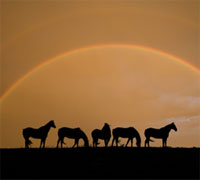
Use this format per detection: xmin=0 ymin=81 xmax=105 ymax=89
xmin=40 ymin=122 xmax=52 ymax=132
xmin=102 ymin=126 xmax=110 ymax=133
xmin=162 ymin=124 xmax=173 ymax=134
xmin=135 ymin=131 xmax=141 ymax=144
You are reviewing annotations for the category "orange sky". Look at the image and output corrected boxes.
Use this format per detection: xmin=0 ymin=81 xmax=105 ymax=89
xmin=1 ymin=0 xmax=200 ymax=148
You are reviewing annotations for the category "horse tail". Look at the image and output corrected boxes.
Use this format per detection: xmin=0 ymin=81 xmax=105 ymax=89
xmin=57 ymin=128 xmax=64 ymax=148
xmin=91 ymin=130 xmax=97 ymax=141
xmin=23 ymin=128 xmax=30 ymax=141
xmin=22 ymin=128 xmax=27 ymax=139
xmin=112 ymin=128 xmax=117 ymax=139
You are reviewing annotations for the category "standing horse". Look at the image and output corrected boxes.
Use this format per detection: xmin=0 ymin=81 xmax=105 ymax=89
xmin=111 ymin=127 xmax=141 ymax=147
xmin=22 ymin=120 xmax=56 ymax=148
xmin=57 ymin=127 xmax=89 ymax=148
xmin=144 ymin=122 xmax=177 ymax=147
xmin=91 ymin=123 xmax=111 ymax=147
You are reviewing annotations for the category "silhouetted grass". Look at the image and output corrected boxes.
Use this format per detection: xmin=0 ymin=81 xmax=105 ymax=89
xmin=1 ymin=147 xmax=199 ymax=179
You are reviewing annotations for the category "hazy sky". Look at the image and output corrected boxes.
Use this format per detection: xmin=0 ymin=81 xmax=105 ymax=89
xmin=1 ymin=0 xmax=200 ymax=148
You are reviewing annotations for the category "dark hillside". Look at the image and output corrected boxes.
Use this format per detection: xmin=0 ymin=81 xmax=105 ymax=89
xmin=1 ymin=147 xmax=199 ymax=179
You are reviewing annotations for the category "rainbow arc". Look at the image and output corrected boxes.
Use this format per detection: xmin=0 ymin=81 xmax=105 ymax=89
xmin=0 ymin=44 xmax=199 ymax=102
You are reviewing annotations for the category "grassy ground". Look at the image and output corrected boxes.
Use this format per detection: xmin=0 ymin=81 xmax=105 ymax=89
xmin=1 ymin=147 xmax=199 ymax=179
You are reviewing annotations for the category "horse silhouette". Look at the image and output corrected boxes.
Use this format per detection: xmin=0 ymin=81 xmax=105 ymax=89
xmin=111 ymin=127 xmax=141 ymax=147
xmin=91 ymin=123 xmax=111 ymax=147
xmin=22 ymin=120 xmax=56 ymax=148
xmin=57 ymin=127 xmax=89 ymax=148
xmin=144 ymin=122 xmax=177 ymax=147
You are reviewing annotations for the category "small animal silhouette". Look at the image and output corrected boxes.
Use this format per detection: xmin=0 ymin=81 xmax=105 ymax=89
xmin=57 ymin=127 xmax=89 ymax=148
xmin=22 ymin=120 xmax=56 ymax=148
xmin=112 ymin=127 xmax=141 ymax=147
xmin=144 ymin=122 xmax=177 ymax=147
xmin=91 ymin=123 xmax=111 ymax=147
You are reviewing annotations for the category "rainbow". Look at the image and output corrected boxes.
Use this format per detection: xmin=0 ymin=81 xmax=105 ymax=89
xmin=0 ymin=44 xmax=200 ymax=102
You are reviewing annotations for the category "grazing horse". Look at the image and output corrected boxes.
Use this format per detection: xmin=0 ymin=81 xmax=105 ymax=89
xmin=57 ymin=127 xmax=89 ymax=148
xmin=22 ymin=120 xmax=56 ymax=148
xmin=91 ymin=123 xmax=111 ymax=147
xmin=144 ymin=122 xmax=177 ymax=147
xmin=111 ymin=127 xmax=141 ymax=147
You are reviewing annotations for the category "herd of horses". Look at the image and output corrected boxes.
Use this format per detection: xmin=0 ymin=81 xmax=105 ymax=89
xmin=22 ymin=120 xmax=177 ymax=148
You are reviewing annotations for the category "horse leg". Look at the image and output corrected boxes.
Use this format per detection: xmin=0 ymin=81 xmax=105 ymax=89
xmin=25 ymin=139 xmax=29 ymax=148
xmin=96 ymin=139 xmax=99 ymax=147
xmin=145 ymin=137 xmax=150 ymax=147
xmin=24 ymin=134 xmax=31 ymax=148
xmin=165 ymin=139 xmax=167 ymax=147
xmin=125 ymin=138 xmax=131 ymax=147
xmin=111 ymin=138 xmax=115 ymax=147
xmin=57 ymin=138 xmax=61 ymax=148
xmin=106 ymin=138 xmax=110 ymax=147
xmin=43 ymin=139 xmax=46 ymax=148
xmin=40 ymin=139 xmax=43 ymax=148
xmin=104 ymin=139 xmax=107 ymax=147
xmin=131 ymin=138 xmax=133 ymax=147
xmin=92 ymin=138 xmax=95 ymax=147
xmin=106 ymin=139 xmax=109 ymax=147
xmin=148 ymin=139 xmax=150 ymax=147
xmin=72 ymin=139 xmax=78 ymax=148
xmin=116 ymin=137 xmax=119 ymax=147
xmin=72 ymin=141 xmax=76 ymax=148
xmin=163 ymin=138 xmax=167 ymax=148
xmin=24 ymin=138 xmax=28 ymax=148
xmin=76 ymin=139 xmax=79 ymax=147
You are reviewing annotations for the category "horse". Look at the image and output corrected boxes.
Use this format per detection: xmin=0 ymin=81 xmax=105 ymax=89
xmin=22 ymin=120 xmax=56 ymax=148
xmin=91 ymin=123 xmax=111 ymax=147
xmin=57 ymin=127 xmax=89 ymax=148
xmin=144 ymin=122 xmax=177 ymax=147
xmin=111 ymin=127 xmax=141 ymax=147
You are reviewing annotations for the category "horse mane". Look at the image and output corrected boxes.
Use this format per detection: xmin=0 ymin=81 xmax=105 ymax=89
xmin=130 ymin=127 xmax=141 ymax=146
xmin=161 ymin=123 xmax=173 ymax=130
xmin=102 ymin=123 xmax=110 ymax=131
xmin=44 ymin=120 xmax=54 ymax=127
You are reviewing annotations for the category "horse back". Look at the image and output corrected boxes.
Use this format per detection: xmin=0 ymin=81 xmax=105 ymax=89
xmin=91 ymin=129 xmax=100 ymax=138
xmin=145 ymin=128 xmax=165 ymax=138
xmin=92 ymin=128 xmax=110 ymax=140
xmin=58 ymin=127 xmax=81 ymax=139
xmin=113 ymin=127 xmax=137 ymax=138
xmin=23 ymin=127 xmax=43 ymax=139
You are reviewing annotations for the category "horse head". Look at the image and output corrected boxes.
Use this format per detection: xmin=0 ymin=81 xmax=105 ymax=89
xmin=171 ymin=122 xmax=177 ymax=132
xmin=84 ymin=139 xmax=89 ymax=147
xmin=136 ymin=139 xmax=141 ymax=148
xmin=103 ymin=123 xmax=111 ymax=132
xmin=78 ymin=129 xmax=89 ymax=147
xmin=50 ymin=120 xmax=56 ymax=128
xmin=104 ymin=123 xmax=110 ymax=128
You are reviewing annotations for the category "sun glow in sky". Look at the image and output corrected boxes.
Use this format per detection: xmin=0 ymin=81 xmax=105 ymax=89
xmin=1 ymin=0 xmax=200 ymax=148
